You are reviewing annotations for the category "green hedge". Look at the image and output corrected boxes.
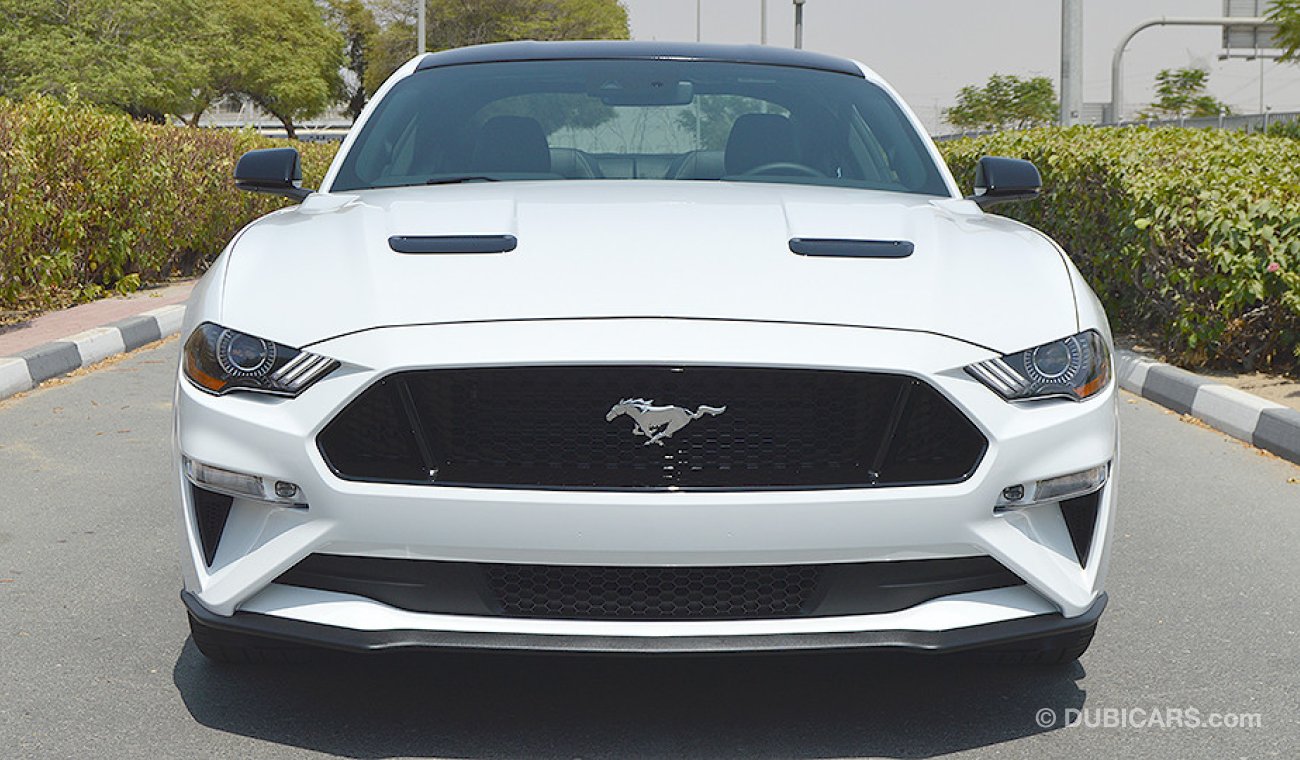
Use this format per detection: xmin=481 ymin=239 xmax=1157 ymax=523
xmin=940 ymin=127 xmax=1300 ymax=374
xmin=0 ymin=97 xmax=336 ymax=315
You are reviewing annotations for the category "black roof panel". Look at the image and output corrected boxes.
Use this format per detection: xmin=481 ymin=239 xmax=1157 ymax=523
xmin=413 ymin=40 xmax=864 ymax=78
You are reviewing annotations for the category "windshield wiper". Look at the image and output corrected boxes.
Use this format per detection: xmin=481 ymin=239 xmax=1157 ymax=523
xmin=425 ymin=175 xmax=502 ymax=186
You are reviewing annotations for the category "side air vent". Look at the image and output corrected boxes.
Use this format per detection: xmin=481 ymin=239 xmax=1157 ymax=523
xmin=789 ymin=238 xmax=914 ymax=258
xmin=388 ymin=235 xmax=517 ymax=254
xmin=191 ymin=485 xmax=234 ymax=567
xmin=1060 ymin=491 xmax=1102 ymax=567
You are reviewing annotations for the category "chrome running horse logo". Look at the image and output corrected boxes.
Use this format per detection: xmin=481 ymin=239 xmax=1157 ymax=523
xmin=606 ymin=398 xmax=727 ymax=446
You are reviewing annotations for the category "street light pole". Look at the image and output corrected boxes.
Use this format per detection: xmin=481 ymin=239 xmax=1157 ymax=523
xmin=1110 ymin=16 xmax=1270 ymax=124
xmin=761 ymin=0 xmax=768 ymax=44
xmin=1060 ymin=0 xmax=1082 ymax=126
xmin=1259 ymin=55 xmax=1265 ymax=115
xmin=696 ymin=0 xmax=702 ymax=42
xmin=793 ymin=0 xmax=805 ymax=49
xmin=417 ymin=0 xmax=426 ymax=55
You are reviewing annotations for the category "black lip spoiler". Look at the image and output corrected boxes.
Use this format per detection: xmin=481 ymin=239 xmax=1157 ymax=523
xmin=182 ymin=590 xmax=1105 ymax=656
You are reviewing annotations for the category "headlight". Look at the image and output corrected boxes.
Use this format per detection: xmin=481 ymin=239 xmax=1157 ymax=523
xmin=966 ymin=330 xmax=1110 ymax=402
xmin=183 ymin=323 xmax=338 ymax=397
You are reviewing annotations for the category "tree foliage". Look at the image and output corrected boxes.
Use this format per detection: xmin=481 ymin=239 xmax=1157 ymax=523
xmin=1143 ymin=68 xmax=1230 ymax=119
xmin=0 ymin=0 xmax=215 ymax=122
xmin=366 ymin=0 xmax=630 ymax=95
xmin=675 ymin=97 xmax=786 ymax=151
xmin=1269 ymin=0 xmax=1300 ymax=61
xmin=478 ymin=94 xmax=616 ymax=137
xmin=0 ymin=0 xmax=345 ymax=135
xmin=1265 ymin=118 xmax=1300 ymax=140
xmin=322 ymin=0 xmax=381 ymax=122
xmin=0 ymin=0 xmax=626 ymax=133
xmin=944 ymin=74 xmax=1057 ymax=132
xmin=201 ymin=0 xmax=345 ymax=138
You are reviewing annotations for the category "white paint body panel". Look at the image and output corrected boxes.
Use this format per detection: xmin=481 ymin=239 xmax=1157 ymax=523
xmin=221 ymin=181 xmax=1075 ymax=354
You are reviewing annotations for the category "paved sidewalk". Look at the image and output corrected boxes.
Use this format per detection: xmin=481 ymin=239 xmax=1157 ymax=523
xmin=0 ymin=281 xmax=193 ymax=401
xmin=0 ymin=281 xmax=193 ymax=357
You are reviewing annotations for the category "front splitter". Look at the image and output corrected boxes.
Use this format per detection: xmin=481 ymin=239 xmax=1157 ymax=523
xmin=182 ymin=590 xmax=1106 ymax=655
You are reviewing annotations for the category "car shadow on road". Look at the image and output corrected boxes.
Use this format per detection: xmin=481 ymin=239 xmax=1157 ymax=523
xmin=173 ymin=639 xmax=1087 ymax=758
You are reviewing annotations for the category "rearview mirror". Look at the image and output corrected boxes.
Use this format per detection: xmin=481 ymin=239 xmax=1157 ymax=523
xmin=234 ymin=148 xmax=313 ymax=201
xmin=967 ymin=156 xmax=1041 ymax=207
xmin=591 ymin=78 xmax=694 ymax=106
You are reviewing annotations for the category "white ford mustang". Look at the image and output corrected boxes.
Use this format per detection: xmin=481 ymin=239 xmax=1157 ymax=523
xmin=176 ymin=41 xmax=1117 ymax=664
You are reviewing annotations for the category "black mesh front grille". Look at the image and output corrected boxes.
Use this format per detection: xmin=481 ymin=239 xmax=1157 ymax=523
xmin=317 ymin=366 xmax=986 ymax=490
xmin=486 ymin=563 xmax=821 ymax=620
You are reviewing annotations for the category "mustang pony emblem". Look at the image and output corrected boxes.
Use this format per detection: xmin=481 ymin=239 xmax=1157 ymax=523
xmin=606 ymin=398 xmax=727 ymax=446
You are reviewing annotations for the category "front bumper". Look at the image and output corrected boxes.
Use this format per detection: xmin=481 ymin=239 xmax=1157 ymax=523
xmin=175 ymin=319 xmax=1118 ymax=644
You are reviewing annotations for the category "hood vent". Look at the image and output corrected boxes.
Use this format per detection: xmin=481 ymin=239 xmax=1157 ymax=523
xmin=790 ymin=238 xmax=913 ymax=258
xmin=389 ymin=235 xmax=518 ymax=254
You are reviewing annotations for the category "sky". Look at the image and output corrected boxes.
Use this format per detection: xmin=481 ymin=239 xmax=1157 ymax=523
xmin=620 ymin=0 xmax=1300 ymax=133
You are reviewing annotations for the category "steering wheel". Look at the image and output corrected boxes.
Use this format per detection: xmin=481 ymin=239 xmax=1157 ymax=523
xmin=740 ymin=162 xmax=826 ymax=178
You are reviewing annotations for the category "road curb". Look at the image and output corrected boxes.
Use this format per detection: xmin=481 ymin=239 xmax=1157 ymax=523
xmin=1116 ymin=350 xmax=1300 ymax=466
xmin=0 ymin=304 xmax=186 ymax=402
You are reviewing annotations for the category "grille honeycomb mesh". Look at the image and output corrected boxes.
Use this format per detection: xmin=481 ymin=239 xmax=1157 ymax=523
xmin=484 ymin=563 xmax=823 ymax=620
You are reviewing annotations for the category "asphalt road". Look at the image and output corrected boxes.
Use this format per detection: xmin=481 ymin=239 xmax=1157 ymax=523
xmin=1 ymin=340 xmax=1297 ymax=759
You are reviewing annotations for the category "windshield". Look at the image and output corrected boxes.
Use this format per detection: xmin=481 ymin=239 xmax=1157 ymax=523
xmin=331 ymin=59 xmax=950 ymax=196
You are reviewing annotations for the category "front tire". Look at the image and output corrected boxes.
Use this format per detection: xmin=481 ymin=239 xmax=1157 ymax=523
xmin=188 ymin=614 xmax=315 ymax=664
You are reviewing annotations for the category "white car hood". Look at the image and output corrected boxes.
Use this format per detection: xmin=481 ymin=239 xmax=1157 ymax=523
xmin=220 ymin=181 xmax=1076 ymax=353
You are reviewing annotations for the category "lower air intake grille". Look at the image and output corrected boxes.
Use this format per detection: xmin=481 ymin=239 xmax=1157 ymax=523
xmin=317 ymin=366 xmax=987 ymax=490
xmin=275 ymin=555 xmax=1025 ymax=621
xmin=486 ymin=563 xmax=821 ymax=620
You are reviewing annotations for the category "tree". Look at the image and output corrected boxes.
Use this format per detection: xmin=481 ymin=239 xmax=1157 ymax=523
xmin=322 ymin=0 xmax=380 ymax=122
xmin=1269 ymin=0 xmax=1300 ymax=61
xmin=0 ymin=0 xmax=216 ymax=122
xmin=0 ymin=0 xmax=348 ymax=135
xmin=478 ymin=94 xmax=615 ymax=137
xmin=1143 ymin=68 xmax=1230 ymax=119
xmin=365 ymin=0 xmax=630 ymax=96
xmin=208 ymin=0 xmax=346 ymax=138
xmin=944 ymin=74 xmax=1057 ymax=132
xmin=675 ymin=96 xmax=785 ymax=151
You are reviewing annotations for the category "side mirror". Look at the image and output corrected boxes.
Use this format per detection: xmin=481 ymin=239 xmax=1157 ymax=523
xmin=966 ymin=156 xmax=1041 ymax=207
xmin=235 ymin=148 xmax=313 ymax=201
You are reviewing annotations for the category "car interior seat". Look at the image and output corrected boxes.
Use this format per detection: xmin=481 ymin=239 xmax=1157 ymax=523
xmin=723 ymin=113 xmax=799 ymax=175
xmin=470 ymin=115 xmax=552 ymax=174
